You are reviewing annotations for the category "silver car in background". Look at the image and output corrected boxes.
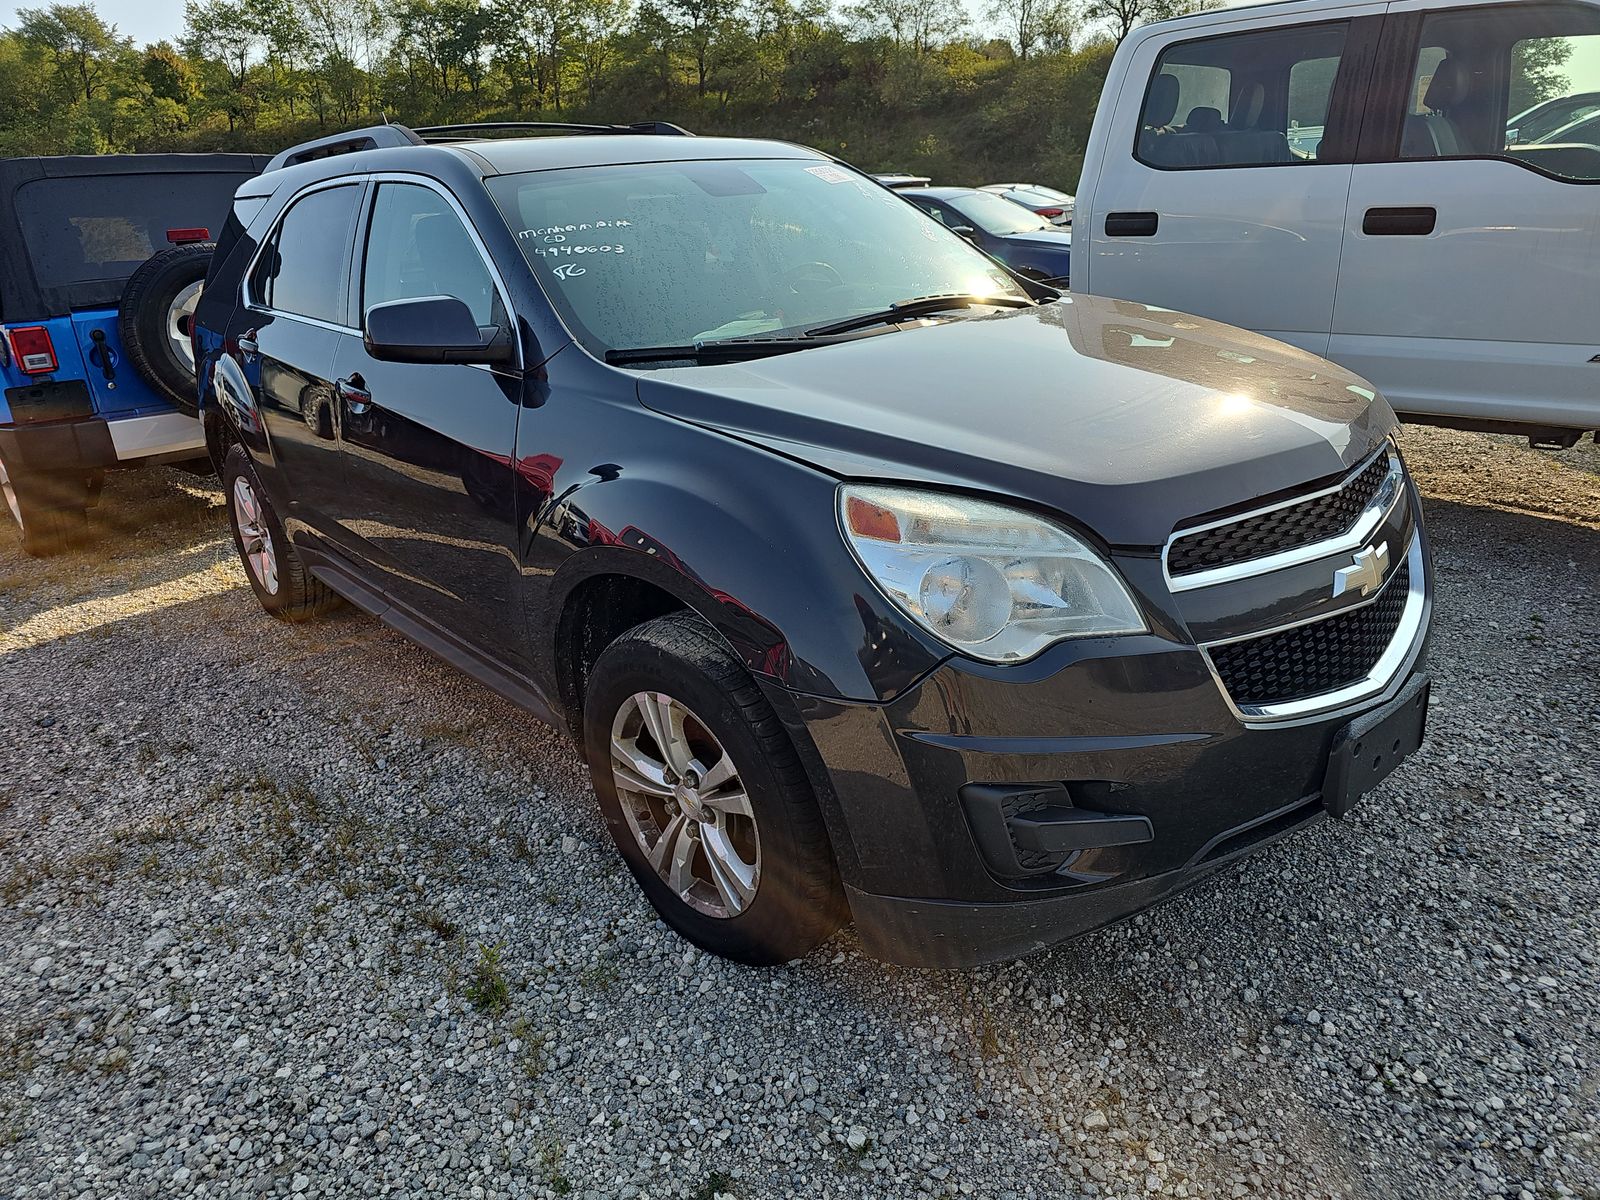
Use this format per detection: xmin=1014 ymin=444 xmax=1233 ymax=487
xmin=979 ymin=182 xmax=1075 ymax=225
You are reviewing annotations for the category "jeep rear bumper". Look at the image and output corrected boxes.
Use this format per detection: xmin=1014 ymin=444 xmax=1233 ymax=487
xmin=0 ymin=411 xmax=204 ymax=471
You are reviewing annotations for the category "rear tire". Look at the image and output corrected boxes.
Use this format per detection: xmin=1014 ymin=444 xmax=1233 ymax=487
xmin=221 ymin=444 xmax=340 ymax=621
xmin=119 ymin=243 xmax=213 ymax=416
xmin=583 ymin=611 xmax=845 ymax=966
xmin=0 ymin=455 xmax=90 ymax=557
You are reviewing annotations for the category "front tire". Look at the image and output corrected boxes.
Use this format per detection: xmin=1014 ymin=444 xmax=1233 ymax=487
xmin=0 ymin=455 xmax=90 ymax=557
xmin=583 ymin=611 xmax=845 ymax=965
xmin=221 ymin=444 xmax=340 ymax=621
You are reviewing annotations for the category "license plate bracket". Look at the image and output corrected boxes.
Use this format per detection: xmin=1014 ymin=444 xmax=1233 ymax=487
xmin=1322 ymin=676 xmax=1430 ymax=818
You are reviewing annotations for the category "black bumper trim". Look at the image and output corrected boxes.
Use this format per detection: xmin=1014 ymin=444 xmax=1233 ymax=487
xmin=0 ymin=417 xmax=117 ymax=471
xmin=848 ymin=798 xmax=1325 ymax=968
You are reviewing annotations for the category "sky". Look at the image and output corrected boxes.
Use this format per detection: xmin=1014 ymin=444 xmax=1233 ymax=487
xmin=1 ymin=0 xmax=187 ymax=45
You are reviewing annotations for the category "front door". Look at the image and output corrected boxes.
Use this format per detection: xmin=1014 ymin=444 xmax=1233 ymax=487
xmin=1082 ymin=7 xmax=1385 ymax=357
xmin=1330 ymin=0 xmax=1600 ymax=429
xmin=328 ymin=178 xmax=528 ymax=668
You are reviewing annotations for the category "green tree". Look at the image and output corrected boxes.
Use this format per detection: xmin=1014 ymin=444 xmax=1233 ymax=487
xmin=987 ymin=0 xmax=1073 ymax=61
xmin=15 ymin=3 xmax=130 ymax=103
xmin=1510 ymin=37 xmax=1575 ymax=116
xmin=1079 ymin=0 xmax=1220 ymax=44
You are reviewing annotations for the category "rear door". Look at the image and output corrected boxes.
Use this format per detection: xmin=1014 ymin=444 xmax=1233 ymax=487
xmin=241 ymin=181 xmax=364 ymax=543
xmin=1330 ymin=0 xmax=1600 ymax=429
xmin=327 ymin=177 xmax=527 ymax=667
xmin=1082 ymin=7 xmax=1385 ymax=356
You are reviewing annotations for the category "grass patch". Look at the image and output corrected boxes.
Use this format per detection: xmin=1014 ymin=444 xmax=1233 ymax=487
xmin=579 ymin=961 xmax=619 ymax=993
xmin=537 ymin=1140 xmax=572 ymax=1194
xmin=416 ymin=908 xmax=461 ymax=943
xmin=463 ymin=942 xmax=510 ymax=1015
xmin=690 ymin=1170 xmax=736 ymax=1199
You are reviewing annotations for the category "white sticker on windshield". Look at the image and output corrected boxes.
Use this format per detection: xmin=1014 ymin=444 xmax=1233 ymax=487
xmin=805 ymin=165 xmax=852 ymax=185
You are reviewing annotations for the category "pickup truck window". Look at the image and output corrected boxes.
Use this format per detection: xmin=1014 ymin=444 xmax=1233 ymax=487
xmin=1399 ymin=3 xmax=1600 ymax=182
xmin=1136 ymin=22 xmax=1349 ymax=170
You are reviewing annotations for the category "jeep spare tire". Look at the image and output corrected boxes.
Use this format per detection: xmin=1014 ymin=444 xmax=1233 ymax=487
xmin=118 ymin=242 xmax=214 ymax=416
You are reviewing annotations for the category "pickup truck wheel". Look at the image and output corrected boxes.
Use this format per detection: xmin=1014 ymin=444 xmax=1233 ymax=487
xmin=0 ymin=456 xmax=89 ymax=557
xmin=584 ymin=611 xmax=845 ymax=965
xmin=222 ymin=444 xmax=340 ymax=621
xmin=119 ymin=243 xmax=214 ymax=417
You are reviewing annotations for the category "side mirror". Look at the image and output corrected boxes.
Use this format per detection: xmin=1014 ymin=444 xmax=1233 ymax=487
xmin=364 ymin=296 xmax=514 ymax=369
xmin=950 ymin=225 xmax=977 ymax=239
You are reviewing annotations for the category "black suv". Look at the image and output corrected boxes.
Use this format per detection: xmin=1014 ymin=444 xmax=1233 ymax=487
xmin=194 ymin=122 xmax=1433 ymax=967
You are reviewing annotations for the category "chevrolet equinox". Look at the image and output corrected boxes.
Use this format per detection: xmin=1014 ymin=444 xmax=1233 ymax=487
xmin=192 ymin=121 xmax=1433 ymax=967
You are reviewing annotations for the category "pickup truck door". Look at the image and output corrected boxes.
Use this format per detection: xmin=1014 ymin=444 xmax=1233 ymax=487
xmin=1329 ymin=0 xmax=1600 ymax=430
xmin=1080 ymin=6 xmax=1385 ymax=358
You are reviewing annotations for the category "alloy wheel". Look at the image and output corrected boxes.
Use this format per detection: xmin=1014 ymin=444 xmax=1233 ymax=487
xmin=167 ymin=281 xmax=203 ymax=372
xmin=610 ymin=691 xmax=760 ymax=918
xmin=231 ymin=475 xmax=279 ymax=594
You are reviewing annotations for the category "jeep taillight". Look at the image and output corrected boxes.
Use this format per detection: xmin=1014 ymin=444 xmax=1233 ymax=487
xmin=8 ymin=326 xmax=58 ymax=374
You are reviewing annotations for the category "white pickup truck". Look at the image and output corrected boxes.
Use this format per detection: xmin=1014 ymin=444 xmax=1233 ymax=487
xmin=1072 ymin=0 xmax=1600 ymax=446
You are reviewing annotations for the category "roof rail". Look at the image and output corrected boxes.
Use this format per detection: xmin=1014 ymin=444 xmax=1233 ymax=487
xmin=264 ymin=124 xmax=424 ymax=172
xmin=411 ymin=121 xmax=694 ymax=141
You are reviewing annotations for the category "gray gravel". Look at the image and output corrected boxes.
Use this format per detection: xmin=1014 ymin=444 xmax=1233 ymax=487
xmin=1 ymin=426 xmax=1597 ymax=1200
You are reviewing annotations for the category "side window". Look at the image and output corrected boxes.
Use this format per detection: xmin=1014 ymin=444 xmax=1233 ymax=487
xmin=1400 ymin=3 xmax=1600 ymax=181
xmin=254 ymin=185 xmax=360 ymax=323
xmin=911 ymin=199 xmax=951 ymax=226
xmin=1137 ymin=22 xmax=1351 ymax=169
xmin=362 ymin=182 xmax=501 ymax=327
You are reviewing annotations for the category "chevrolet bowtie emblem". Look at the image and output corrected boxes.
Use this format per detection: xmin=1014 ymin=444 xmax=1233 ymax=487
xmin=1333 ymin=542 xmax=1389 ymax=600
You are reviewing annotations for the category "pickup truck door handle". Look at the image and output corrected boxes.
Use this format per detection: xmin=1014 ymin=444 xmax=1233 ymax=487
xmin=1105 ymin=211 xmax=1159 ymax=237
xmin=337 ymin=374 xmax=372 ymax=416
xmin=1363 ymin=206 xmax=1437 ymax=236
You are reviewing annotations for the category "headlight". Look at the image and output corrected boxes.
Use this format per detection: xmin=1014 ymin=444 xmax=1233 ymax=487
xmin=839 ymin=484 xmax=1147 ymax=663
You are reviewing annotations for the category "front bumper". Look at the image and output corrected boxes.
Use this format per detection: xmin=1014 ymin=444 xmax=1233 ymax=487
xmin=770 ymin=524 xmax=1433 ymax=968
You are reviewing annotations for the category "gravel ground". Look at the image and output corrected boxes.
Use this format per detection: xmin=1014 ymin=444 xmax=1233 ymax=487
xmin=0 ymin=426 xmax=1597 ymax=1200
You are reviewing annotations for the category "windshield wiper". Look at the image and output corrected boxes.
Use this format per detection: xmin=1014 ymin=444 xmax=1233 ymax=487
xmin=804 ymin=293 xmax=1034 ymax=338
xmin=604 ymin=335 xmax=850 ymax=367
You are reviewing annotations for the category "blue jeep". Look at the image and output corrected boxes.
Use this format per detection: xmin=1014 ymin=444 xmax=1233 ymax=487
xmin=0 ymin=153 xmax=268 ymax=554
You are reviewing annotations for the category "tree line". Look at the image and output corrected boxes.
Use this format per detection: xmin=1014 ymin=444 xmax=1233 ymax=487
xmin=0 ymin=0 xmax=1218 ymax=188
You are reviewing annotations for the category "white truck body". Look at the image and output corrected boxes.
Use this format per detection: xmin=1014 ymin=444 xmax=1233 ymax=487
xmin=1074 ymin=0 xmax=1600 ymax=437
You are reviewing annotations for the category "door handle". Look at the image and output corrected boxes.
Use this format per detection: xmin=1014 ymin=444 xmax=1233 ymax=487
xmin=337 ymin=374 xmax=371 ymax=416
xmin=1363 ymin=206 xmax=1437 ymax=236
xmin=88 ymin=328 xmax=117 ymax=385
xmin=236 ymin=333 xmax=258 ymax=360
xmin=1105 ymin=211 xmax=1159 ymax=237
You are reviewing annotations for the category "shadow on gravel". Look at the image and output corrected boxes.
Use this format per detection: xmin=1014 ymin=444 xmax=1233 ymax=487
xmin=1421 ymin=495 xmax=1600 ymax=549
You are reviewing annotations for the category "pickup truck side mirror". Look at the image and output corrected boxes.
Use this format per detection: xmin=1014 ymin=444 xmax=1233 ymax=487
xmin=364 ymin=296 xmax=514 ymax=369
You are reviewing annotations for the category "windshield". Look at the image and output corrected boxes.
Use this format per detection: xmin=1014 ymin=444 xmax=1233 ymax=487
xmin=1514 ymin=94 xmax=1600 ymax=143
xmin=485 ymin=160 xmax=1025 ymax=355
xmin=945 ymin=191 xmax=1054 ymax=236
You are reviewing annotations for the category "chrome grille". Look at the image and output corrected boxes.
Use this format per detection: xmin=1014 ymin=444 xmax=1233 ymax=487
xmin=1169 ymin=452 xmax=1393 ymax=579
xmin=1208 ymin=558 xmax=1411 ymax=709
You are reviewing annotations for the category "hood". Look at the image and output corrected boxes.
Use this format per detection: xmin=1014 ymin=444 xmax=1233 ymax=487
xmin=636 ymin=294 xmax=1394 ymax=547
